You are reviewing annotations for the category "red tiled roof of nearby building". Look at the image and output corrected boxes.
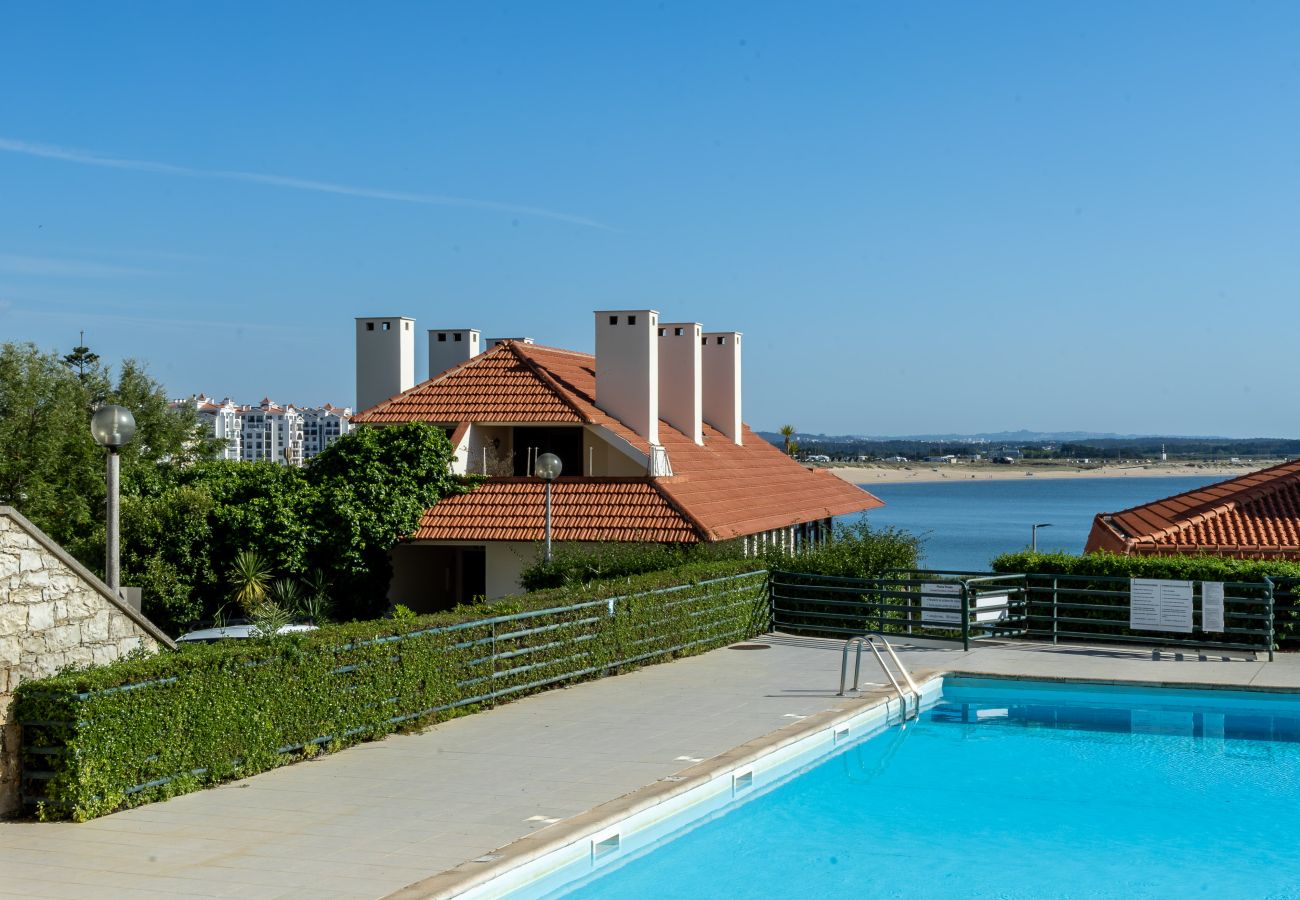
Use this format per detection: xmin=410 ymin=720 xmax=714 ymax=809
xmin=353 ymin=342 xmax=650 ymax=451
xmin=352 ymin=342 xmax=586 ymax=426
xmin=355 ymin=340 xmax=884 ymax=542
xmin=1085 ymin=458 xmax=1300 ymax=559
xmin=413 ymin=478 xmax=701 ymax=543
xmin=654 ymin=424 xmax=883 ymax=540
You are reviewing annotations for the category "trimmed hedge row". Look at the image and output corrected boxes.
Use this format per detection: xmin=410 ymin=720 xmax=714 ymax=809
xmin=16 ymin=559 xmax=766 ymax=821
xmin=991 ymin=551 xmax=1300 ymax=645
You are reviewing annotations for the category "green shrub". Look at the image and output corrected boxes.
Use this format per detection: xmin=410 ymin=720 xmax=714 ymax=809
xmin=766 ymin=520 xmax=923 ymax=578
xmin=518 ymin=541 xmax=745 ymax=591
xmin=15 ymin=559 xmax=763 ymax=821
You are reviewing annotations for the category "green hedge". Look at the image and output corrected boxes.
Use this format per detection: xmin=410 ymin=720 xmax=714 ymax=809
xmin=16 ymin=559 xmax=765 ymax=821
xmin=991 ymin=551 xmax=1300 ymax=645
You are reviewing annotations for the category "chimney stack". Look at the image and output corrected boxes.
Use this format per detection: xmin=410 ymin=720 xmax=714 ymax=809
xmin=595 ymin=310 xmax=659 ymax=445
xmin=701 ymin=331 xmax=742 ymax=444
xmin=355 ymin=316 xmax=415 ymax=412
xmin=657 ymin=322 xmax=702 ymax=444
xmin=428 ymin=328 xmax=481 ymax=378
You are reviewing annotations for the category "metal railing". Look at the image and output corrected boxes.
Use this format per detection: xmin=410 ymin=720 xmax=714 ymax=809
xmin=770 ymin=568 xmax=1275 ymax=658
xmin=20 ymin=569 xmax=769 ymax=810
xmin=838 ymin=633 xmax=921 ymax=719
xmin=770 ymin=569 xmax=1028 ymax=650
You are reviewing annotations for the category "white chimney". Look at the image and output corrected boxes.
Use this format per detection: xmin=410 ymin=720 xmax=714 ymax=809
xmin=595 ymin=310 xmax=659 ymax=445
xmin=657 ymin=322 xmax=702 ymax=444
xmin=701 ymin=331 xmax=742 ymax=444
xmin=428 ymin=328 xmax=481 ymax=378
xmin=355 ymin=316 xmax=415 ymax=412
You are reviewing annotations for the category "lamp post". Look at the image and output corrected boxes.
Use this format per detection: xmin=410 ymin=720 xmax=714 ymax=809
xmin=535 ymin=452 xmax=563 ymax=563
xmin=90 ymin=404 xmax=136 ymax=595
xmin=1031 ymin=522 xmax=1053 ymax=553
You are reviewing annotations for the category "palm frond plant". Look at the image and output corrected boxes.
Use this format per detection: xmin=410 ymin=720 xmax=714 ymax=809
xmin=227 ymin=550 xmax=275 ymax=615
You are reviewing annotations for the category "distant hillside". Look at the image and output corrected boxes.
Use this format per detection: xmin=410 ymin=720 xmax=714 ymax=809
xmin=756 ymin=430 xmax=1300 ymax=461
xmin=757 ymin=429 xmax=1236 ymax=443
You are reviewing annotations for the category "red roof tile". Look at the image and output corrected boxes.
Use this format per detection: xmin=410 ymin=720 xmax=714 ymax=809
xmin=1085 ymin=458 xmax=1300 ymax=558
xmin=413 ymin=478 xmax=700 ymax=543
xmin=655 ymin=425 xmax=883 ymax=540
xmin=353 ymin=342 xmax=586 ymax=425
xmin=357 ymin=340 xmax=883 ymax=542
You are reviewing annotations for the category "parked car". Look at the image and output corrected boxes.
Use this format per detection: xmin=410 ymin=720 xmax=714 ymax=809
xmin=176 ymin=622 xmax=319 ymax=644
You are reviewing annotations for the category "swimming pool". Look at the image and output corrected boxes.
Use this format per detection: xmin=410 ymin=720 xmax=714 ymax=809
xmin=483 ymin=675 xmax=1300 ymax=899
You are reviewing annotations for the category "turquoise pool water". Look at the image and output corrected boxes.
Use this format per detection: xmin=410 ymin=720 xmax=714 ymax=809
xmin=545 ymin=678 xmax=1300 ymax=898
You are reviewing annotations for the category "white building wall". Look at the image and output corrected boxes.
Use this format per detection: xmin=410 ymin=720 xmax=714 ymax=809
xmin=657 ymin=322 xmax=703 ymax=444
xmin=701 ymin=331 xmax=743 ymax=444
xmin=594 ymin=310 xmax=659 ymax=445
xmin=428 ymin=328 xmax=481 ymax=378
xmin=355 ymin=316 xmax=415 ymax=413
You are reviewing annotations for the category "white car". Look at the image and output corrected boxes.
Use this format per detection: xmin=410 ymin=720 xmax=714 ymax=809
xmin=176 ymin=622 xmax=319 ymax=643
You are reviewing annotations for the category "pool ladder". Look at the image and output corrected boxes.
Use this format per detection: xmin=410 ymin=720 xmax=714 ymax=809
xmin=838 ymin=634 xmax=921 ymax=720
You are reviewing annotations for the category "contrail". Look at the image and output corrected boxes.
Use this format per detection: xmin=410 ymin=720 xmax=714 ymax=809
xmin=0 ymin=136 xmax=610 ymax=230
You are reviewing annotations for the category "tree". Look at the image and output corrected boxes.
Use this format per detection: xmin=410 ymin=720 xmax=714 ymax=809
xmin=779 ymin=425 xmax=796 ymax=456
xmin=304 ymin=422 xmax=471 ymax=617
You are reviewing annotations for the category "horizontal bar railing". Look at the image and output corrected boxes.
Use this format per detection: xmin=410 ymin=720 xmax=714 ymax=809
xmin=769 ymin=569 xmax=1274 ymax=659
xmin=21 ymin=570 xmax=769 ymax=808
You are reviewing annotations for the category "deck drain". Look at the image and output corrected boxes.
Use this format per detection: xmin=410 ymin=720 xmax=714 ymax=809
xmin=473 ymin=854 xmax=503 ymax=863
xmin=728 ymin=643 xmax=771 ymax=650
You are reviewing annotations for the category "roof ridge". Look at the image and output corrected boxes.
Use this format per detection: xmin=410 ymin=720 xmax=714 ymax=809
xmin=507 ymin=342 xmax=595 ymax=424
xmin=1107 ymin=457 xmax=1300 ymax=522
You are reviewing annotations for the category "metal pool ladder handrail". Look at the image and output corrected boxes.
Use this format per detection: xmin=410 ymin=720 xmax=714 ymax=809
xmin=838 ymin=634 xmax=921 ymax=720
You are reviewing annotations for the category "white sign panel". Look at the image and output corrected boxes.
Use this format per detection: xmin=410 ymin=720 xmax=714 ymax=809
xmin=921 ymin=583 xmax=963 ymax=625
xmin=1130 ymin=579 xmax=1193 ymax=634
xmin=1201 ymin=581 xmax=1225 ymax=633
xmin=974 ymin=592 xmax=1010 ymax=624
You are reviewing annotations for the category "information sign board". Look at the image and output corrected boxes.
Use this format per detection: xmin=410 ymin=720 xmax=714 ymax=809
xmin=1130 ymin=579 xmax=1193 ymax=634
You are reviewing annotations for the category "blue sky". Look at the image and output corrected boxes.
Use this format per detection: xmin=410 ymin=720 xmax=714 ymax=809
xmin=3 ymin=2 xmax=1298 ymax=437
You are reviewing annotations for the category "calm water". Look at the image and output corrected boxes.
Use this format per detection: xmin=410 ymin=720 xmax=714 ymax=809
xmin=856 ymin=475 xmax=1222 ymax=572
xmin=558 ymin=679 xmax=1300 ymax=898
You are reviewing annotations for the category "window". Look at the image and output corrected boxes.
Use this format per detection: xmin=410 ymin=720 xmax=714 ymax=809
xmin=609 ymin=315 xmax=618 ymax=325
xmin=674 ymin=327 xmax=684 ymax=336
xmin=454 ymin=333 xmax=462 ymax=342
xmin=658 ymin=327 xmax=665 ymax=336
xmin=628 ymin=315 xmax=636 ymax=325
xmin=437 ymin=333 xmax=447 ymax=342
xmin=382 ymin=322 xmax=391 ymax=331
xmin=366 ymin=322 xmax=375 ymax=331
xmin=716 ymin=336 xmax=727 ymax=345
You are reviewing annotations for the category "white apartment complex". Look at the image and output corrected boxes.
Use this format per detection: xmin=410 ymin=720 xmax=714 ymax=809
xmin=172 ymin=395 xmax=352 ymax=465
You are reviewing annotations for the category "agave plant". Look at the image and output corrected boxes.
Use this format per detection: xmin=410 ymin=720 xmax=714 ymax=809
xmin=227 ymin=550 xmax=275 ymax=614
xmin=267 ymin=577 xmax=304 ymax=610
xmin=249 ymin=600 xmax=295 ymax=639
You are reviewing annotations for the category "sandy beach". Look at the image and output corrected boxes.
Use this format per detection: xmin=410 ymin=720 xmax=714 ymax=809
xmin=827 ymin=462 xmax=1268 ymax=485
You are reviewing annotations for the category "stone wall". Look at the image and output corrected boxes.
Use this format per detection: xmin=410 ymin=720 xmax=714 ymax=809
xmin=0 ymin=505 xmax=173 ymax=817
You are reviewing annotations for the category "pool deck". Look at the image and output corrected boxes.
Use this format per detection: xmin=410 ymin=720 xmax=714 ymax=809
xmin=3 ymin=635 xmax=1298 ymax=899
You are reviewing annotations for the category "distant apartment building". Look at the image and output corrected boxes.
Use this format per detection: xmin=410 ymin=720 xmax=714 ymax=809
xmin=171 ymin=395 xmax=352 ymax=465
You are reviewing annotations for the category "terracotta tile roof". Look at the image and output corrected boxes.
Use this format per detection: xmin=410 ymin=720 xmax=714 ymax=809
xmin=413 ymin=478 xmax=700 ymax=543
xmin=353 ymin=342 xmax=586 ymax=425
xmin=357 ymin=340 xmax=883 ymax=542
xmin=1085 ymin=458 xmax=1300 ymax=559
xmin=655 ymin=424 xmax=884 ymax=540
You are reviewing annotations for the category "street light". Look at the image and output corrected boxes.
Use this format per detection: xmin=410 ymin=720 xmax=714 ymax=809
xmin=1031 ymin=522 xmax=1053 ymax=553
xmin=90 ymin=404 xmax=136 ymax=596
xmin=535 ymin=452 xmax=563 ymax=563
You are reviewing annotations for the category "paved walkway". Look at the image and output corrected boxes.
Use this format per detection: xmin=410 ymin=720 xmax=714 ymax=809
xmin=3 ymin=635 xmax=1297 ymax=899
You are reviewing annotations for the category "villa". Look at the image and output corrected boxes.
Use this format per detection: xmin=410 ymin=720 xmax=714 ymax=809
xmin=1085 ymin=457 xmax=1300 ymax=559
xmin=351 ymin=310 xmax=883 ymax=607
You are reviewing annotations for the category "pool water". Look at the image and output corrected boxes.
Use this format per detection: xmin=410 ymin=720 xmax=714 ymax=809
xmin=548 ymin=678 xmax=1300 ymax=898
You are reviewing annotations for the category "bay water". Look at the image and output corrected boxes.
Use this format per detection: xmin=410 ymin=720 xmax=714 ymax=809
xmin=856 ymin=475 xmax=1222 ymax=572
